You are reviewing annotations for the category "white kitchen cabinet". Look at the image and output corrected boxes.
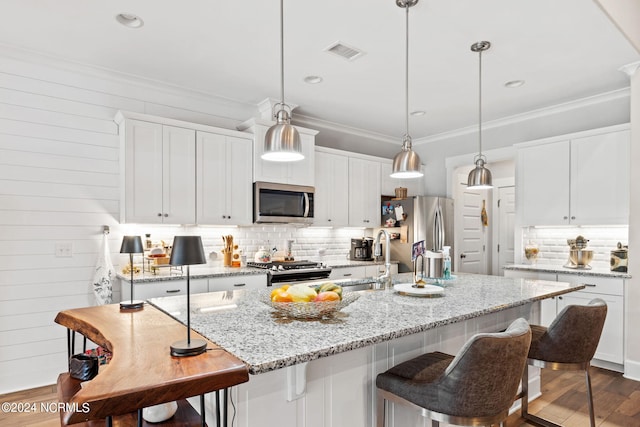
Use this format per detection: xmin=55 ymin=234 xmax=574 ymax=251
xmin=118 ymin=117 xmax=196 ymax=224
xmin=314 ymin=151 xmax=349 ymax=226
xmin=208 ymin=274 xmax=266 ymax=292
xmin=120 ymin=278 xmax=208 ymax=301
xmin=240 ymin=119 xmax=317 ymax=187
xmin=380 ymin=161 xmax=424 ymax=197
xmin=348 ymin=157 xmax=381 ymax=227
xmin=516 ymin=125 xmax=630 ymax=226
xmin=196 ymin=131 xmax=253 ymax=225
xmin=365 ymin=263 xmax=398 ymax=277
xmin=556 ymin=274 xmax=624 ymax=366
xmin=329 ymin=264 xmax=398 ymax=280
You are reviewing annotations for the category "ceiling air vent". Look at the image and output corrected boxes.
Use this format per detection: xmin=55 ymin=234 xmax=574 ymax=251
xmin=324 ymin=41 xmax=365 ymax=61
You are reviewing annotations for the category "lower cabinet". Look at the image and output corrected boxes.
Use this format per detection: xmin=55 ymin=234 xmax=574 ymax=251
xmin=119 ymin=275 xmax=267 ymax=300
xmin=503 ymin=270 xmax=625 ymax=369
xmin=329 ymin=264 xmax=399 ymax=280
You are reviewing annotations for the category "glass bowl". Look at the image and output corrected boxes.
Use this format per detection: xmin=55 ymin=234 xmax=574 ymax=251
xmin=261 ymin=291 xmax=360 ymax=319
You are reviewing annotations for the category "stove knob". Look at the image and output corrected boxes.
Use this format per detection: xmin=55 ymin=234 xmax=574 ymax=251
xmin=271 ymin=266 xmax=278 ymax=271
xmin=278 ymin=265 xmax=285 ymax=271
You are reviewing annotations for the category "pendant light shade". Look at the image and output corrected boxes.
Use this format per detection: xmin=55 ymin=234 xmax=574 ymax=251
xmin=391 ymin=0 xmax=423 ymax=179
xmin=467 ymin=41 xmax=493 ymax=189
xmin=262 ymin=0 xmax=303 ymax=162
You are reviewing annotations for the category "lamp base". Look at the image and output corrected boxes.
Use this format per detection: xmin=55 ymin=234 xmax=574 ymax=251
xmin=170 ymin=339 xmax=207 ymax=357
xmin=119 ymin=300 xmax=145 ymax=310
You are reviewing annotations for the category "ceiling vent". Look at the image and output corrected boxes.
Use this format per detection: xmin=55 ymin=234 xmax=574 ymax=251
xmin=324 ymin=41 xmax=365 ymax=61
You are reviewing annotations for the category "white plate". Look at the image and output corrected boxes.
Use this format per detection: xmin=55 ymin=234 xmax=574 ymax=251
xmin=394 ymin=283 xmax=445 ymax=297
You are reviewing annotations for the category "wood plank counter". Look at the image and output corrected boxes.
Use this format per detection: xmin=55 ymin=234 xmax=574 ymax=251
xmin=54 ymin=304 xmax=249 ymax=425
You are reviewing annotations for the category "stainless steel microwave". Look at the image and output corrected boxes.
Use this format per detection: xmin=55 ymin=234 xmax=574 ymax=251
xmin=253 ymin=182 xmax=314 ymax=224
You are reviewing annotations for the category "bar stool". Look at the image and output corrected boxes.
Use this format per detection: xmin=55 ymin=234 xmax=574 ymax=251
xmin=376 ymin=318 xmax=531 ymax=427
xmin=521 ymin=298 xmax=607 ymax=427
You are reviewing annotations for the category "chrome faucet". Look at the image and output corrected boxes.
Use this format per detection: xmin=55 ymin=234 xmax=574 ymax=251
xmin=374 ymin=229 xmax=392 ymax=290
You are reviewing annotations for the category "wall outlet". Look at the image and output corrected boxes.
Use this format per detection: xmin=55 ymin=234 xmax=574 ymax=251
xmin=55 ymin=242 xmax=73 ymax=258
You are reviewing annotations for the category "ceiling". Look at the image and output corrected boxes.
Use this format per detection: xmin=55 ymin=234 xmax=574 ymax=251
xmin=0 ymin=0 xmax=638 ymax=149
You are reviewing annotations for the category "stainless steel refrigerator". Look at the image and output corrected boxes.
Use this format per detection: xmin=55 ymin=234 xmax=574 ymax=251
xmin=378 ymin=196 xmax=454 ymax=273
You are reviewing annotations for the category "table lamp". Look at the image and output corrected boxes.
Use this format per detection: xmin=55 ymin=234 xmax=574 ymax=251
xmin=169 ymin=235 xmax=207 ymax=357
xmin=119 ymin=235 xmax=145 ymax=310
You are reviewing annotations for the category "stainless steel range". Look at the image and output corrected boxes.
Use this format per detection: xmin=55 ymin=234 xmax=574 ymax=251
xmin=247 ymin=260 xmax=331 ymax=286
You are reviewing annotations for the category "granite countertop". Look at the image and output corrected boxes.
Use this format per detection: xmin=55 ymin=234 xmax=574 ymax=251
xmin=503 ymin=263 xmax=631 ymax=279
xmin=116 ymin=259 xmax=396 ymax=283
xmin=148 ymin=272 xmax=583 ymax=375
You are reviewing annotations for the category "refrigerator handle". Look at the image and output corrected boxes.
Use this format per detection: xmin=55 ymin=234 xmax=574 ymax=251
xmin=434 ymin=205 xmax=444 ymax=251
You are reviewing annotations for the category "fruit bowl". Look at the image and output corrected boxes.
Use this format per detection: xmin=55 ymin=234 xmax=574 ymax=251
xmin=261 ymin=291 xmax=360 ymax=319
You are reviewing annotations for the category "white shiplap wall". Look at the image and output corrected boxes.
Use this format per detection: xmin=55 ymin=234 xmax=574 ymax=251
xmin=0 ymin=52 xmax=254 ymax=393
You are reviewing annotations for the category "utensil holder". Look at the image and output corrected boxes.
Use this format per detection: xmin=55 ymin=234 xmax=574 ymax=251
xmin=223 ymin=251 xmax=232 ymax=267
xmin=394 ymin=187 xmax=407 ymax=199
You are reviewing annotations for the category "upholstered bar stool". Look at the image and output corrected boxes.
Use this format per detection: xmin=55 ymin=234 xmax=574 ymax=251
xmin=521 ymin=298 xmax=607 ymax=427
xmin=376 ymin=318 xmax=531 ymax=427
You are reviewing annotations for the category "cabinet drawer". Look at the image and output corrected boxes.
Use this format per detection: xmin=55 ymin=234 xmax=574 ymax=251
xmin=124 ymin=278 xmax=209 ymax=301
xmin=208 ymin=274 xmax=267 ymax=292
xmin=556 ymin=274 xmax=623 ymax=296
xmin=329 ymin=266 xmax=368 ymax=280
xmin=365 ymin=264 xmax=398 ymax=277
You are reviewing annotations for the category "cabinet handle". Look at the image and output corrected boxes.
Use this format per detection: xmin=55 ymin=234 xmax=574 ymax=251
xmin=343 ymin=273 xmax=352 ymax=277
xmin=563 ymin=216 xmax=568 ymax=220
xmin=222 ymin=215 xmax=227 ymax=219
xmin=158 ymin=213 xmax=162 ymax=217
xmin=328 ymin=219 xmax=332 ymax=222
xmin=164 ymin=213 xmax=168 ymax=217
xmin=166 ymin=289 xmax=181 ymax=294
xmin=571 ymin=216 xmax=576 ymax=220
xmin=233 ymin=283 xmax=246 ymax=287
xmin=558 ymin=296 xmax=563 ymax=300
xmin=584 ymin=283 xmax=597 ymax=287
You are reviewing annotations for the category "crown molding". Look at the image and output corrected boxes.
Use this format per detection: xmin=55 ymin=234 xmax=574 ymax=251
xmin=619 ymin=61 xmax=640 ymax=77
xmin=412 ymin=87 xmax=630 ymax=145
xmin=292 ymin=113 xmax=397 ymax=145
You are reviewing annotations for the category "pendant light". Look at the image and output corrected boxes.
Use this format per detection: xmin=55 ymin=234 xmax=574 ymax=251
xmin=467 ymin=41 xmax=493 ymax=189
xmin=390 ymin=0 xmax=423 ymax=179
xmin=262 ymin=0 xmax=303 ymax=162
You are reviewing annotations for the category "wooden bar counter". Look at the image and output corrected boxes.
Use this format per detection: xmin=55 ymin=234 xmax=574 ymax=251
xmin=54 ymin=304 xmax=249 ymax=425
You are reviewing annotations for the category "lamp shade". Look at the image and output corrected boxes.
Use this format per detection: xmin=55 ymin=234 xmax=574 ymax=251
xmin=467 ymin=158 xmax=493 ymax=189
xmin=262 ymin=110 xmax=304 ymax=162
xmin=391 ymin=148 xmax=423 ymax=178
xmin=169 ymin=236 xmax=206 ymax=266
xmin=120 ymin=236 xmax=144 ymax=254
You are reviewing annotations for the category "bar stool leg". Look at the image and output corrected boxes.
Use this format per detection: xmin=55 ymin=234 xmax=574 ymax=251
xmin=521 ymin=363 xmax=529 ymax=418
xmin=137 ymin=408 xmax=142 ymax=427
xmin=375 ymin=390 xmax=385 ymax=427
xmin=585 ymin=368 xmax=596 ymax=427
xmin=200 ymin=394 xmax=206 ymax=427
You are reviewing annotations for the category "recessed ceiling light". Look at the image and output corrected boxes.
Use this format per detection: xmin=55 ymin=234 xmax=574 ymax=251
xmin=410 ymin=110 xmax=426 ymax=116
xmin=505 ymin=80 xmax=525 ymax=88
xmin=116 ymin=13 xmax=144 ymax=28
xmin=304 ymin=76 xmax=323 ymax=84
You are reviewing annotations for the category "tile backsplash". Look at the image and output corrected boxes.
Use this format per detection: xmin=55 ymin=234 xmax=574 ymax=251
xmin=521 ymin=226 xmax=628 ymax=269
xmin=118 ymin=223 xmax=372 ymax=266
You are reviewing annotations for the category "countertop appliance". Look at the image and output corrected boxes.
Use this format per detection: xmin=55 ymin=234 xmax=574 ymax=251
xmin=247 ymin=260 xmax=331 ymax=286
xmin=378 ymin=196 xmax=454 ymax=273
xmin=350 ymin=237 xmax=374 ymax=261
xmin=564 ymin=235 xmax=593 ymax=269
xmin=254 ymin=182 xmax=314 ymax=224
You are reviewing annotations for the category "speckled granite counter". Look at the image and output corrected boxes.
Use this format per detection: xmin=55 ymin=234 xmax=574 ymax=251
xmin=503 ymin=263 xmax=631 ymax=279
xmin=148 ymin=272 xmax=583 ymax=375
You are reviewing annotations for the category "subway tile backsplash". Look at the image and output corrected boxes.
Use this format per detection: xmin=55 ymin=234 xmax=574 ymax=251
xmin=118 ymin=223 xmax=371 ymax=265
xmin=521 ymin=226 xmax=628 ymax=269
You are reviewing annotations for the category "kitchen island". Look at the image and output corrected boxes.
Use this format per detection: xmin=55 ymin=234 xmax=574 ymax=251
xmin=148 ymin=273 xmax=584 ymax=427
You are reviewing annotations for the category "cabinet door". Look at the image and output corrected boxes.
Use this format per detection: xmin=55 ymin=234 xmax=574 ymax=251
xmin=348 ymin=158 xmax=381 ymax=227
xmin=121 ymin=278 xmax=208 ymax=301
xmin=208 ymin=274 xmax=267 ymax=292
xmin=123 ymin=120 xmax=164 ymax=223
xmin=314 ymin=151 xmax=349 ymax=226
xmin=557 ymin=292 xmax=623 ymax=364
xmin=162 ymin=126 xmax=196 ymax=224
xmin=570 ymin=130 xmax=630 ymax=225
xmin=517 ymin=141 xmax=570 ymax=225
xmin=380 ymin=162 xmax=424 ymax=197
xmin=197 ymin=133 xmax=253 ymax=225
xmin=329 ymin=266 xmax=368 ymax=280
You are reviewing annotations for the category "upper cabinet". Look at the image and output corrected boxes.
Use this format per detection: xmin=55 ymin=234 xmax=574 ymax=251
xmin=516 ymin=125 xmax=630 ymax=226
xmin=380 ymin=162 xmax=425 ymax=197
xmin=314 ymin=151 xmax=349 ymax=226
xmin=239 ymin=119 xmax=317 ymax=187
xmin=116 ymin=111 xmax=254 ymax=226
xmin=118 ymin=117 xmax=196 ymax=224
xmin=348 ymin=157 xmax=381 ymax=227
xmin=196 ymin=131 xmax=253 ymax=225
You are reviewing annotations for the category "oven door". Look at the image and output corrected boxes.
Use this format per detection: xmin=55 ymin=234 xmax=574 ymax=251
xmin=254 ymin=182 xmax=314 ymax=224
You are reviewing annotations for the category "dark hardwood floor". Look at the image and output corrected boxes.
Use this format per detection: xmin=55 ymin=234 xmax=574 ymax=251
xmin=0 ymin=367 xmax=638 ymax=426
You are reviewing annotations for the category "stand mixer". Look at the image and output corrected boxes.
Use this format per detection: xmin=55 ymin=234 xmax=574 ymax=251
xmin=564 ymin=235 xmax=593 ymax=269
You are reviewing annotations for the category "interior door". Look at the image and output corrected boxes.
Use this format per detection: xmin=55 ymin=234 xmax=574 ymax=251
xmin=497 ymin=186 xmax=516 ymax=274
xmin=455 ymin=175 xmax=488 ymax=274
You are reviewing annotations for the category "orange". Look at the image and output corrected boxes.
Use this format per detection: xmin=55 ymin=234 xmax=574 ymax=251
xmin=313 ymin=291 xmax=340 ymax=302
xmin=270 ymin=284 xmax=291 ymax=301
xmin=272 ymin=291 xmax=293 ymax=303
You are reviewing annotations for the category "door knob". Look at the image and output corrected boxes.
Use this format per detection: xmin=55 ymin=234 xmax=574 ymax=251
xmin=460 ymin=253 xmax=467 ymax=259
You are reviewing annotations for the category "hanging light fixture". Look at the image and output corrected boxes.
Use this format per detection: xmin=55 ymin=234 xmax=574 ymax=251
xmin=391 ymin=0 xmax=423 ymax=179
xmin=262 ymin=0 xmax=303 ymax=162
xmin=467 ymin=41 xmax=493 ymax=189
